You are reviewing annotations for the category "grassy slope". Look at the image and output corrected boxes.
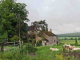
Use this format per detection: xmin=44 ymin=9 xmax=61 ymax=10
xmin=60 ymin=40 xmax=80 ymax=44
xmin=58 ymin=37 xmax=80 ymax=40
xmin=57 ymin=32 xmax=80 ymax=37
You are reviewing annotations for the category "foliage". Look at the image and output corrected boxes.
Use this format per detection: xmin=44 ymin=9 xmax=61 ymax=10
xmin=37 ymin=40 xmax=42 ymax=46
xmin=11 ymin=35 xmax=21 ymax=41
xmin=71 ymin=38 xmax=73 ymax=40
xmin=0 ymin=32 xmax=8 ymax=43
xmin=66 ymin=56 xmax=74 ymax=60
xmin=1 ymin=43 xmax=80 ymax=60
xmin=55 ymin=54 xmax=65 ymax=60
xmin=55 ymin=54 xmax=75 ymax=60
xmin=0 ymin=0 xmax=29 ymax=40
xmin=23 ymin=43 xmax=37 ymax=53
xmin=65 ymin=38 xmax=67 ymax=40
xmin=75 ymin=38 xmax=78 ymax=46
xmin=31 ymin=20 xmax=48 ymax=31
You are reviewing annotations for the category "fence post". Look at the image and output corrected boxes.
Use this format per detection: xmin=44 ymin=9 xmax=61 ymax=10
xmin=19 ymin=40 xmax=21 ymax=49
xmin=14 ymin=42 xmax=15 ymax=47
xmin=1 ymin=42 xmax=4 ymax=52
xmin=63 ymin=47 xmax=65 ymax=57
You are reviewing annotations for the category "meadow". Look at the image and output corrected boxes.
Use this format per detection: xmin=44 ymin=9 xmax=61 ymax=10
xmin=0 ymin=44 xmax=64 ymax=60
xmin=60 ymin=40 xmax=80 ymax=44
xmin=58 ymin=37 xmax=80 ymax=40
xmin=0 ymin=37 xmax=80 ymax=60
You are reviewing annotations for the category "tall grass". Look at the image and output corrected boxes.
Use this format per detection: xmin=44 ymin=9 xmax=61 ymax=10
xmin=0 ymin=42 xmax=80 ymax=60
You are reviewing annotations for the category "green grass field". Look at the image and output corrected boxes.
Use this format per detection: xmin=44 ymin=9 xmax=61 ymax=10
xmin=60 ymin=40 xmax=80 ymax=45
xmin=58 ymin=37 xmax=80 ymax=40
xmin=0 ymin=39 xmax=80 ymax=60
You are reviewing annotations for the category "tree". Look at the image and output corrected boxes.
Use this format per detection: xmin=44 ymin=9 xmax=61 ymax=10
xmin=0 ymin=0 xmax=29 ymax=41
xmin=30 ymin=20 xmax=48 ymax=39
xmin=31 ymin=20 xmax=48 ymax=32
xmin=0 ymin=0 xmax=16 ymax=38
xmin=75 ymin=38 xmax=78 ymax=46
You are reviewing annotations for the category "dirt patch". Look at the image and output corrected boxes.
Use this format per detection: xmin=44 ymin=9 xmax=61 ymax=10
xmin=0 ymin=48 xmax=7 ymax=51
xmin=65 ymin=52 xmax=80 ymax=60
xmin=4 ymin=48 xmax=7 ymax=51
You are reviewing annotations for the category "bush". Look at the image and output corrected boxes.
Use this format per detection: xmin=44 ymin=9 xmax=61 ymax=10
xmin=37 ymin=40 xmax=42 ymax=46
xmin=55 ymin=54 xmax=65 ymax=60
xmin=71 ymin=38 xmax=73 ymax=40
xmin=11 ymin=35 xmax=21 ymax=42
xmin=65 ymin=38 xmax=67 ymax=40
xmin=55 ymin=54 xmax=74 ymax=60
xmin=23 ymin=43 xmax=37 ymax=53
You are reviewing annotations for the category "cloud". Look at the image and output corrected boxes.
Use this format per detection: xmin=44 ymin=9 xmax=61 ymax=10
xmin=17 ymin=0 xmax=80 ymax=34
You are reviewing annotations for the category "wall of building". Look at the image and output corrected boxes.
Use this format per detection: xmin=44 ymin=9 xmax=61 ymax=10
xmin=43 ymin=33 xmax=60 ymax=45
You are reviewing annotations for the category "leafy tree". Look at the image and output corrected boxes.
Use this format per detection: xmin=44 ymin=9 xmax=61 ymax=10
xmin=31 ymin=20 xmax=48 ymax=31
xmin=0 ymin=0 xmax=29 ymax=41
xmin=75 ymin=38 xmax=78 ymax=46
xmin=0 ymin=0 xmax=16 ymax=38
xmin=29 ymin=20 xmax=48 ymax=39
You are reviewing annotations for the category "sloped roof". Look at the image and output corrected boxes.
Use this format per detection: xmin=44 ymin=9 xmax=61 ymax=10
xmin=44 ymin=31 xmax=56 ymax=36
xmin=44 ymin=38 xmax=49 ymax=42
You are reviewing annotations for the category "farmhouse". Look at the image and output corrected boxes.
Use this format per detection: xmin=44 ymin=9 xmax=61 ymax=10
xmin=42 ymin=29 xmax=60 ymax=46
xmin=26 ymin=26 xmax=60 ymax=46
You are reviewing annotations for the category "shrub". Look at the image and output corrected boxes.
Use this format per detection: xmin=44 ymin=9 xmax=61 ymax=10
xmin=11 ymin=35 xmax=21 ymax=42
xmin=67 ymin=56 xmax=74 ymax=60
xmin=37 ymin=40 xmax=42 ymax=46
xmin=71 ymin=38 xmax=73 ymax=40
xmin=55 ymin=54 xmax=74 ymax=60
xmin=65 ymin=38 xmax=67 ymax=40
xmin=23 ymin=43 xmax=37 ymax=53
xmin=55 ymin=54 xmax=65 ymax=60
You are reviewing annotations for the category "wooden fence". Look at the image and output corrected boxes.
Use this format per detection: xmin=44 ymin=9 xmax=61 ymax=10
xmin=0 ymin=41 xmax=20 ymax=52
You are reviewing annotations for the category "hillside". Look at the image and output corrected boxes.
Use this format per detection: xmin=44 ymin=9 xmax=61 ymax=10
xmin=57 ymin=32 xmax=80 ymax=37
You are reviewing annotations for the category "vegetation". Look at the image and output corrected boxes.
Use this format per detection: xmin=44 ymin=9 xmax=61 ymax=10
xmin=57 ymin=32 xmax=80 ymax=37
xmin=0 ymin=39 xmax=80 ymax=60
xmin=75 ymin=38 xmax=78 ymax=46
xmin=58 ymin=37 xmax=80 ymax=40
xmin=0 ymin=0 xmax=80 ymax=60
xmin=60 ymin=40 xmax=80 ymax=44
xmin=11 ymin=35 xmax=21 ymax=42
xmin=0 ymin=0 xmax=29 ymax=41
xmin=0 ymin=43 xmax=37 ymax=60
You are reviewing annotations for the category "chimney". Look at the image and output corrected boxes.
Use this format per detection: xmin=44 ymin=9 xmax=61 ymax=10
xmin=50 ymin=29 xmax=52 ymax=32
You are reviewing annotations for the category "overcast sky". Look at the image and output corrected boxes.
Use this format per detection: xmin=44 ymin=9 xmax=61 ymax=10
xmin=16 ymin=0 xmax=80 ymax=34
